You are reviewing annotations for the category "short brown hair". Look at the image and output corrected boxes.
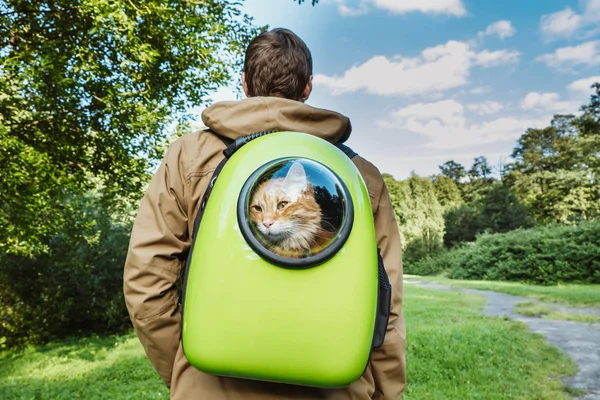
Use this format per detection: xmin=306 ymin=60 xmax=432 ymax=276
xmin=243 ymin=28 xmax=313 ymax=101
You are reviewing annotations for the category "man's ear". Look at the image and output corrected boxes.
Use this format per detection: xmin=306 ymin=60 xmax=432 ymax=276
xmin=242 ymin=72 xmax=250 ymax=98
xmin=301 ymin=76 xmax=313 ymax=102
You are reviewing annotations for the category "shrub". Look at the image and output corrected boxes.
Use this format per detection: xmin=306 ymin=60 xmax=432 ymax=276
xmin=406 ymin=222 xmax=600 ymax=285
xmin=0 ymin=192 xmax=133 ymax=348
xmin=404 ymin=246 xmax=470 ymax=276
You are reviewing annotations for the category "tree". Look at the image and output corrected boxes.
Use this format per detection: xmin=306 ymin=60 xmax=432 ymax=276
xmin=468 ymin=156 xmax=493 ymax=180
xmin=0 ymin=0 xmax=262 ymax=256
xmin=443 ymin=182 xmax=532 ymax=247
xmin=582 ymin=82 xmax=600 ymax=123
xmin=478 ymin=183 xmax=532 ymax=233
xmin=0 ymin=187 xmax=134 ymax=348
xmin=461 ymin=156 xmax=497 ymax=202
xmin=506 ymin=107 xmax=600 ymax=224
xmin=578 ymin=82 xmax=600 ymax=175
xmin=439 ymin=158 xmax=496 ymax=203
xmin=431 ymin=175 xmax=463 ymax=208
xmin=439 ymin=160 xmax=466 ymax=184
xmin=384 ymin=173 xmax=445 ymax=262
xmin=443 ymin=204 xmax=480 ymax=247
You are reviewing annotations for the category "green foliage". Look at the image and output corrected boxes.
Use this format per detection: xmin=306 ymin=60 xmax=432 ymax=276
xmin=506 ymin=109 xmax=600 ymax=225
xmin=442 ymin=203 xmax=481 ymax=246
xmin=384 ymin=173 xmax=445 ymax=263
xmin=443 ymin=183 xmax=533 ymax=247
xmin=0 ymin=0 xmax=265 ymax=349
xmin=0 ymin=0 xmax=262 ymax=256
xmin=435 ymin=157 xmax=532 ymax=249
xmin=0 ymin=190 xmax=133 ymax=348
xmin=431 ymin=175 xmax=463 ymax=208
xmin=404 ymin=248 xmax=468 ymax=276
xmin=439 ymin=160 xmax=466 ymax=185
xmin=468 ymin=156 xmax=493 ymax=180
xmin=409 ymin=222 xmax=600 ymax=285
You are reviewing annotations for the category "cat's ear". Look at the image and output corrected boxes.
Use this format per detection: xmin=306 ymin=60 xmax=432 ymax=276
xmin=282 ymin=162 xmax=307 ymax=196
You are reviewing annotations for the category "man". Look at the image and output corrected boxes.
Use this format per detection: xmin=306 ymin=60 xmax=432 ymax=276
xmin=123 ymin=27 xmax=406 ymax=399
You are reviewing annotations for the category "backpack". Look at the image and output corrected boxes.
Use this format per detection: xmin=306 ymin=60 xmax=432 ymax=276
xmin=180 ymin=130 xmax=391 ymax=388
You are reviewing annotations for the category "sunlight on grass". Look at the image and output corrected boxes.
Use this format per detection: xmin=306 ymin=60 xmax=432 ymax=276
xmin=405 ymin=274 xmax=600 ymax=307
xmin=0 ymin=334 xmax=169 ymax=399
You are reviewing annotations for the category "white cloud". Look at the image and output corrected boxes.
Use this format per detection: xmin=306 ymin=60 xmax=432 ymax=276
xmin=521 ymin=92 xmax=560 ymax=109
xmin=332 ymin=0 xmax=368 ymax=16
xmin=541 ymin=8 xmax=583 ymax=38
xmin=536 ymin=41 xmax=600 ymax=69
xmin=467 ymin=101 xmax=504 ymax=115
xmin=377 ymin=99 xmax=549 ymax=149
xmin=371 ymin=0 xmax=466 ymax=16
xmin=473 ymin=49 xmax=521 ymax=66
xmin=478 ymin=20 xmax=516 ymax=39
xmin=314 ymin=40 xmax=520 ymax=96
xmin=568 ymin=76 xmax=600 ymax=94
xmin=521 ymin=92 xmax=580 ymax=113
xmin=330 ymin=0 xmax=466 ymax=17
xmin=588 ymin=0 xmax=600 ymax=14
xmin=540 ymin=0 xmax=600 ymax=40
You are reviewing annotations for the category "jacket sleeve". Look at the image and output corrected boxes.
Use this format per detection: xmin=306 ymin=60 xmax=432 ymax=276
xmin=123 ymin=139 xmax=190 ymax=388
xmin=370 ymin=180 xmax=407 ymax=399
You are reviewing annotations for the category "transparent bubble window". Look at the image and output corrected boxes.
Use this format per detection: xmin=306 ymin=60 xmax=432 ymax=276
xmin=238 ymin=158 xmax=354 ymax=268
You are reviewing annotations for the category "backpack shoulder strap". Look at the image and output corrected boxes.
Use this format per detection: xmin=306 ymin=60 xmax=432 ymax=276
xmin=335 ymin=142 xmax=358 ymax=159
xmin=204 ymin=128 xmax=234 ymax=147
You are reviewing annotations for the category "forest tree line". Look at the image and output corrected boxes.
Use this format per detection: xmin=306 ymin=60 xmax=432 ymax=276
xmin=385 ymin=83 xmax=600 ymax=268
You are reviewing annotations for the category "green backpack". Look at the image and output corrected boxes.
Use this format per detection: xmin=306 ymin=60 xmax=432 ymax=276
xmin=180 ymin=130 xmax=391 ymax=388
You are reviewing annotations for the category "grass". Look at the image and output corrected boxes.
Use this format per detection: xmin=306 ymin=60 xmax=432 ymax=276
xmin=402 ymin=286 xmax=577 ymax=399
xmin=515 ymin=302 xmax=600 ymax=324
xmin=0 ymin=285 xmax=579 ymax=399
xmin=0 ymin=334 xmax=169 ymax=399
xmin=405 ymin=274 xmax=600 ymax=308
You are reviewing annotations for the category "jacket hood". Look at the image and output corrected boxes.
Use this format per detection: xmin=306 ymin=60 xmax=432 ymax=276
xmin=201 ymin=97 xmax=352 ymax=144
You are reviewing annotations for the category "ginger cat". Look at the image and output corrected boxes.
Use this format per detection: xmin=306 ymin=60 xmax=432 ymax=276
xmin=249 ymin=162 xmax=334 ymax=258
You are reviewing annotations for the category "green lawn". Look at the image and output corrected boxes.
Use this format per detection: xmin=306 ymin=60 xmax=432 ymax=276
xmin=0 ymin=285 xmax=578 ymax=399
xmin=0 ymin=334 xmax=169 ymax=399
xmin=402 ymin=286 xmax=577 ymax=399
xmin=405 ymin=274 xmax=600 ymax=308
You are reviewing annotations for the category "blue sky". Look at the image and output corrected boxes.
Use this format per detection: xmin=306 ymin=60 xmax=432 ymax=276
xmin=195 ymin=0 xmax=600 ymax=180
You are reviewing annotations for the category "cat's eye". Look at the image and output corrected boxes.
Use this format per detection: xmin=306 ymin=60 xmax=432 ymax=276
xmin=252 ymin=205 xmax=262 ymax=212
xmin=277 ymin=201 xmax=288 ymax=210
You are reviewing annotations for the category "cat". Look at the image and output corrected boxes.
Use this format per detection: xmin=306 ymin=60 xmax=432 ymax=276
xmin=249 ymin=161 xmax=335 ymax=258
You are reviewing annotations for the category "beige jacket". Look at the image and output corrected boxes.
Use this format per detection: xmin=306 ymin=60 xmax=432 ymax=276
xmin=123 ymin=97 xmax=406 ymax=400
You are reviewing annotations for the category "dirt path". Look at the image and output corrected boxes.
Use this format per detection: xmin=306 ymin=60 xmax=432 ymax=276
xmin=405 ymin=279 xmax=600 ymax=399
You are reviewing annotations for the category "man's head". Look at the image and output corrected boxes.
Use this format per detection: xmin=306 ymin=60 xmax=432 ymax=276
xmin=242 ymin=28 xmax=313 ymax=102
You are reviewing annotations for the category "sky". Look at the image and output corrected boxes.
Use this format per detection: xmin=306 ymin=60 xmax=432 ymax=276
xmin=193 ymin=0 xmax=600 ymax=180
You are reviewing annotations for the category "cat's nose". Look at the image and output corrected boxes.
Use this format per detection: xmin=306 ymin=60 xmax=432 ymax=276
xmin=263 ymin=221 xmax=274 ymax=228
